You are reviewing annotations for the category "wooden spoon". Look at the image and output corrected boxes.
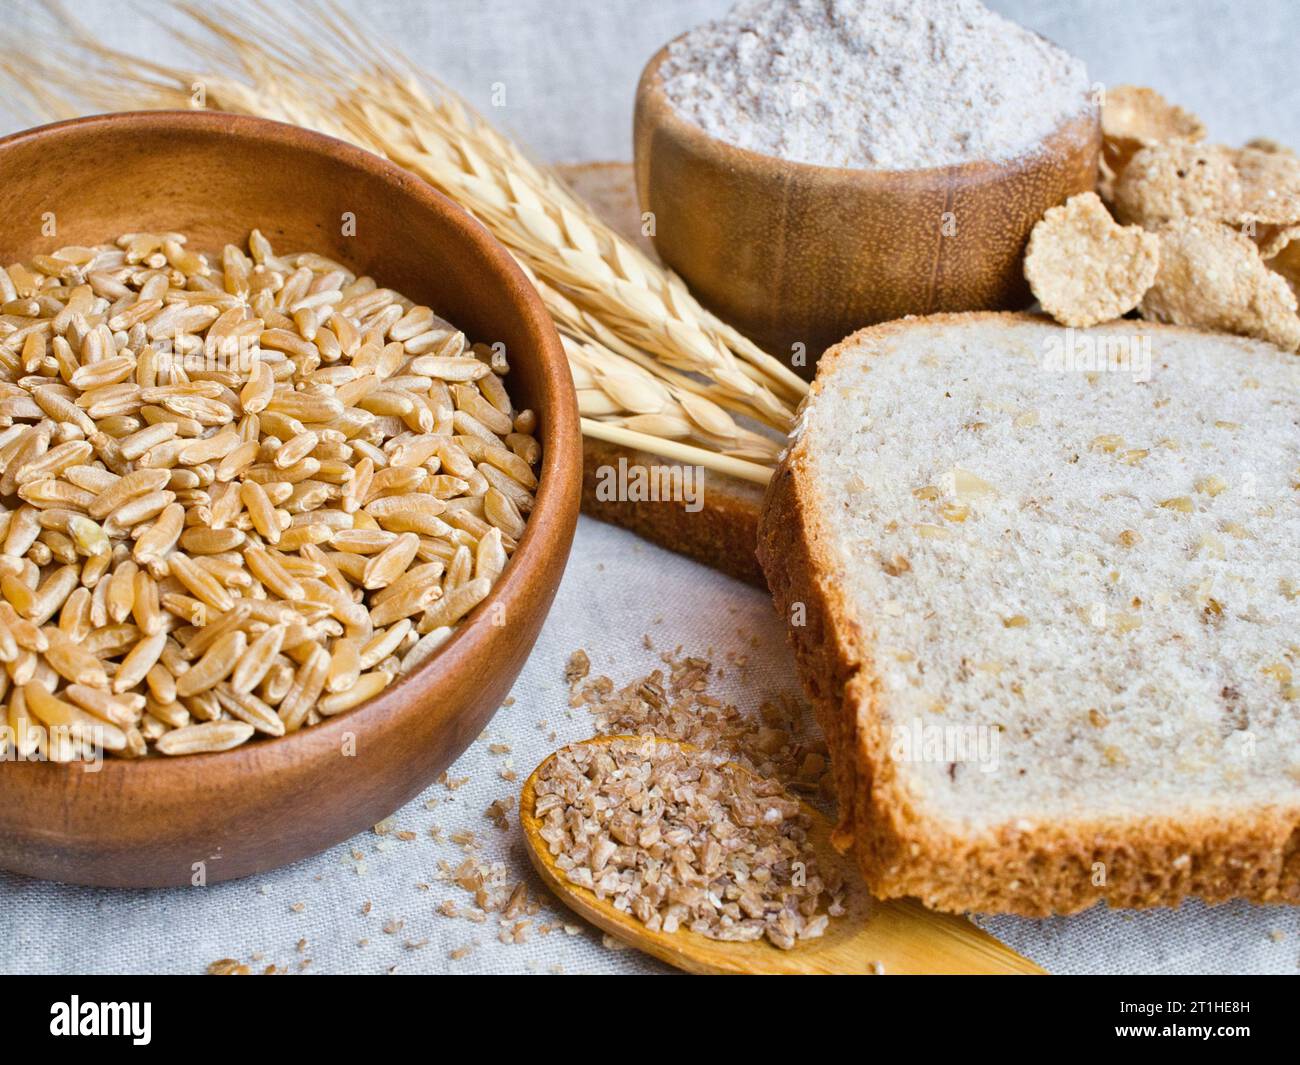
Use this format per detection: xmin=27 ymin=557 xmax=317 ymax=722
xmin=520 ymin=737 xmax=1044 ymax=975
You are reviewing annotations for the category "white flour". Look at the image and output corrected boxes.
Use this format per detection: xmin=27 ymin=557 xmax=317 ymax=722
xmin=659 ymin=0 xmax=1091 ymax=171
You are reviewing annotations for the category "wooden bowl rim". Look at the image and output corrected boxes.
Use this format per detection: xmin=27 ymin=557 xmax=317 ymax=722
xmin=637 ymin=40 xmax=1100 ymax=185
xmin=0 ymin=109 xmax=581 ymax=781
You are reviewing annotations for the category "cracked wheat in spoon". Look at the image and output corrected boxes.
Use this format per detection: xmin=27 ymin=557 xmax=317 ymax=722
xmin=521 ymin=736 xmax=1044 ymax=974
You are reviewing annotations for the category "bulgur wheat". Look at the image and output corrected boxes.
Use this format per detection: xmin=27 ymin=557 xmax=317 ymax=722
xmin=533 ymin=735 xmax=843 ymax=949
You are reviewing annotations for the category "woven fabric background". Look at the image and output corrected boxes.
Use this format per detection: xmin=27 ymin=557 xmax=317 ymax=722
xmin=2 ymin=0 xmax=1299 ymax=162
xmin=1 ymin=0 xmax=1298 ymax=975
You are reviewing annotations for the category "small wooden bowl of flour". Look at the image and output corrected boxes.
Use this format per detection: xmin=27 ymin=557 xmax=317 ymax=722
xmin=634 ymin=41 xmax=1100 ymax=371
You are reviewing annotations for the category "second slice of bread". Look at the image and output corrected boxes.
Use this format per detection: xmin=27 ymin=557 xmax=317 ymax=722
xmin=759 ymin=313 xmax=1300 ymax=916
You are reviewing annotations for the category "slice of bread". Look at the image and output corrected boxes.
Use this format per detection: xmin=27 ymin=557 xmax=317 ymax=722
xmin=759 ymin=312 xmax=1300 ymax=916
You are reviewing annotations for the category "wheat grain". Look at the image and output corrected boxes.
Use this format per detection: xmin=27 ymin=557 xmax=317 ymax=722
xmin=176 ymin=629 xmax=247 ymax=697
xmin=212 ymin=682 xmax=285 ymax=736
xmin=114 ymin=631 xmax=167 ymax=693
xmin=358 ymin=619 xmax=411 ymax=670
xmin=43 ymin=628 xmax=109 ymax=687
xmin=23 ymin=681 xmax=128 ymax=751
xmin=483 ymin=488 xmax=526 ymax=542
xmin=66 ymin=684 xmax=142 ymax=729
xmin=319 ymin=670 xmax=391 ymax=716
xmin=155 ymin=720 xmax=255 ymax=755
xmin=230 ymin=624 xmax=284 ymax=694
xmin=278 ymin=645 xmax=330 ymax=733
xmin=362 ymin=532 xmax=420 ymax=590
xmin=400 ymin=625 xmax=454 ymax=674
xmin=0 ymin=229 xmax=538 ymax=757
xmin=474 ymin=526 xmax=507 ymax=583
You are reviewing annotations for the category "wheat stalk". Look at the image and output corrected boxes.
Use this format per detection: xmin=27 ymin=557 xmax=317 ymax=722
xmin=579 ymin=420 xmax=775 ymax=484
xmin=0 ymin=1 xmax=804 ymax=485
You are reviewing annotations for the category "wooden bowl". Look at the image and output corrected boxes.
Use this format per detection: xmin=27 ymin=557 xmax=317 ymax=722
xmin=0 ymin=112 xmax=581 ymax=887
xmin=634 ymin=43 xmax=1101 ymax=371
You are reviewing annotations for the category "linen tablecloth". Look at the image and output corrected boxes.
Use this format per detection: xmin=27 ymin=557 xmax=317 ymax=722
xmin=1 ymin=0 xmax=1298 ymax=975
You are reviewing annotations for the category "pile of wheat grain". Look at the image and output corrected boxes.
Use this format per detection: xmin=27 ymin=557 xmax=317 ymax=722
xmin=0 ymin=228 xmax=537 ymax=759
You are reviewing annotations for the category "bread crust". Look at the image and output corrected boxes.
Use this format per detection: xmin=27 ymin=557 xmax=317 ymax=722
xmin=581 ymin=437 xmax=766 ymax=587
xmin=758 ymin=310 xmax=1300 ymax=916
